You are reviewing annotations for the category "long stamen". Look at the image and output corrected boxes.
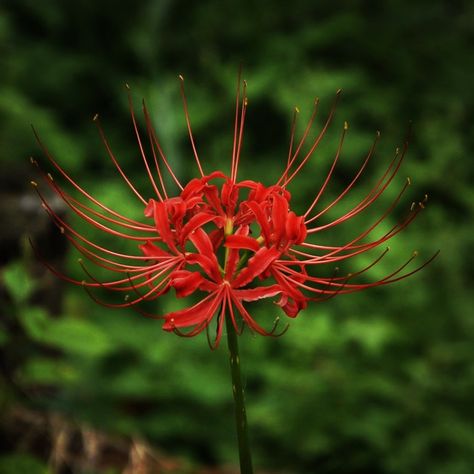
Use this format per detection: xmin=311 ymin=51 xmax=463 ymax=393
xmin=232 ymin=80 xmax=248 ymax=183
xmin=277 ymin=98 xmax=319 ymax=186
xmin=230 ymin=67 xmax=242 ymax=180
xmin=126 ymin=85 xmax=164 ymax=201
xmin=281 ymin=90 xmax=342 ymax=187
xmin=178 ymin=74 xmax=204 ymax=177
xmin=92 ymin=116 xmax=147 ymax=205
xmin=142 ymin=100 xmax=183 ymax=192
xmin=303 ymin=120 xmax=349 ymax=218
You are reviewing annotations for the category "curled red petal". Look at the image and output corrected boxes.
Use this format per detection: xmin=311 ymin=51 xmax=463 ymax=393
xmin=180 ymin=212 xmax=218 ymax=243
xmin=189 ymin=227 xmax=214 ymax=257
xmin=139 ymin=241 xmax=171 ymax=258
xmin=149 ymin=200 xmax=178 ymax=252
xmin=186 ymin=253 xmax=221 ymax=282
xmin=225 ymin=234 xmax=260 ymax=252
xmin=233 ymin=285 xmax=281 ymax=301
xmin=232 ymin=247 xmax=280 ymax=288
xmin=271 ymin=193 xmax=289 ymax=243
xmin=170 ymin=270 xmax=205 ymax=298
xmin=162 ymin=290 xmax=223 ymax=330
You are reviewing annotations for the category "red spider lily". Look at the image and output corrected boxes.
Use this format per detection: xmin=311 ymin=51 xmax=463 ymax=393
xmin=30 ymin=74 xmax=437 ymax=349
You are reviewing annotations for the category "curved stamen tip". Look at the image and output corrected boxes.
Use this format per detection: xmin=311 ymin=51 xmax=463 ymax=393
xmin=386 ymin=246 xmax=391 ymax=251
xmin=77 ymin=258 xmax=83 ymax=263
xmin=423 ymin=193 xmax=429 ymax=202
xmin=92 ymin=113 xmax=99 ymax=122
xmin=376 ymin=130 xmax=381 ymax=137
xmin=125 ymin=82 xmax=131 ymax=90
xmin=30 ymin=156 xmax=38 ymax=165
xmin=30 ymin=180 xmax=38 ymax=187
xmin=412 ymin=250 xmax=419 ymax=257
xmin=124 ymin=294 xmax=130 ymax=301
xmin=295 ymin=106 xmax=300 ymax=113
xmin=47 ymin=173 xmax=54 ymax=181
xmin=314 ymin=97 xmax=320 ymax=105
xmin=178 ymin=74 xmax=184 ymax=82
xmin=59 ymin=226 xmax=65 ymax=234
xmin=336 ymin=88 xmax=343 ymax=95
xmin=407 ymin=177 xmax=412 ymax=185
xmin=410 ymin=202 xmax=416 ymax=211
xmin=344 ymin=121 xmax=349 ymax=130
xmin=244 ymin=97 xmax=248 ymax=106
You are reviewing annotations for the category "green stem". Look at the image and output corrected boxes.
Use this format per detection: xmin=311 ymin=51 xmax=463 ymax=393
xmin=225 ymin=314 xmax=254 ymax=474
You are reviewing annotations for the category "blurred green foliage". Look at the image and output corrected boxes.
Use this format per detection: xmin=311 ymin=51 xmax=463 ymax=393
xmin=1 ymin=1 xmax=473 ymax=473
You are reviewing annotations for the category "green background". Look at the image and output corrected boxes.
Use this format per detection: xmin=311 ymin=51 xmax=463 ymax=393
xmin=1 ymin=1 xmax=473 ymax=473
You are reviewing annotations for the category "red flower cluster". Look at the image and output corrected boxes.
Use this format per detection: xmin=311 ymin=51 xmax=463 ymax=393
xmin=31 ymin=75 xmax=436 ymax=348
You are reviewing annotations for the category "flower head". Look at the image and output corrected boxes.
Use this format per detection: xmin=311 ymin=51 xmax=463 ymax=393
xmin=31 ymin=74 xmax=437 ymax=348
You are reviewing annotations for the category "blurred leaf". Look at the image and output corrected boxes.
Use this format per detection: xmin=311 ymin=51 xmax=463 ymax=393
xmin=2 ymin=261 xmax=35 ymax=303
xmin=38 ymin=317 xmax=112 ymax=357
xmin=0 ymin=454 xmax=50 ymax=474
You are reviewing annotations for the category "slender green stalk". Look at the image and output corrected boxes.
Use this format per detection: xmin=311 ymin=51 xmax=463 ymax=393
xmin=226 ymin=314 xmax=254 ymax=474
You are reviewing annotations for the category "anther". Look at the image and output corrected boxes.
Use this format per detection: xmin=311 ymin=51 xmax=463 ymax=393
xmin=295 ymin=106 xmax=300 ymax=114
xmin=124 ymin=294 xmax=130 ymax=301
xmin=125 ymin=83 xmax=130 ymax=90
xmin=178 ymin=74 xmax=184 ymax=81
xmin=244 ymin=97 xmax=248 ymax=106
xmin=376 ymin=130 xmax=381 ymax=137
xmin=59 ymin=227 xmax=65 ymax=234
xmin=93 ymin=113 xmax=99 ymax=122
xmin=410 ymin=202 xmax=416 ymax=211
xmin=47 ymin=173 xmax=53 ymax=181
xmin=407 ymin=177 xmax=411 ymax=185
xmin=30 ymin=181 xmax=38 ymax=187
xmin=413 ymin=250 xmax=419 ymax=257
xmin=344 ymin=121 xmax=349 ymax=130
xmin=418 ymin=202 xmax=425 ymax=209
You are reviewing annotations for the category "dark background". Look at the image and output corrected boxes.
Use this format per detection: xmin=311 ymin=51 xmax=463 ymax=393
xmin=1 ymin=1 xmax=473 ymax=473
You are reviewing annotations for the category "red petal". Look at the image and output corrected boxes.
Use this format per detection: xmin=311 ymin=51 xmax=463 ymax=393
xmin=286 ymin=212 xmax=307 ymax=243
xmin=180 ymin=212 xmax=218 ymax=243
xmin=233 ymin=285 xmax=281 ymax=301
xmin=189 ymin=227 xmax=214 ymax=257
xmin=144 ymin=199 xmax=157 ymax=218
xmin=244 ymin=201 xmax=271 ymax=243
xmin=162 ymin=290 xmax=223 ymax=330
xmin=151 ymin=201 xmax=178 ymax=252
xmin=225 ymin=234 xmax=260 ymax=252
xmin=271 ymin=194 xmax=289 ymax=243
xmin=170 ymin=270 xmax=204 ymax=298
xmin=232 ymin=247 xmax=280 ymax=288
xmin=139 ymin=241 xmax=171 ymax=258
xmin=186 ymin=253 xmax=221 ymax=282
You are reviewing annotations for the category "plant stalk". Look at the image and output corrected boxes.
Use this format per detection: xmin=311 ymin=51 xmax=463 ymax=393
xmin=225 ymin=314 xmax=254 ymax=474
